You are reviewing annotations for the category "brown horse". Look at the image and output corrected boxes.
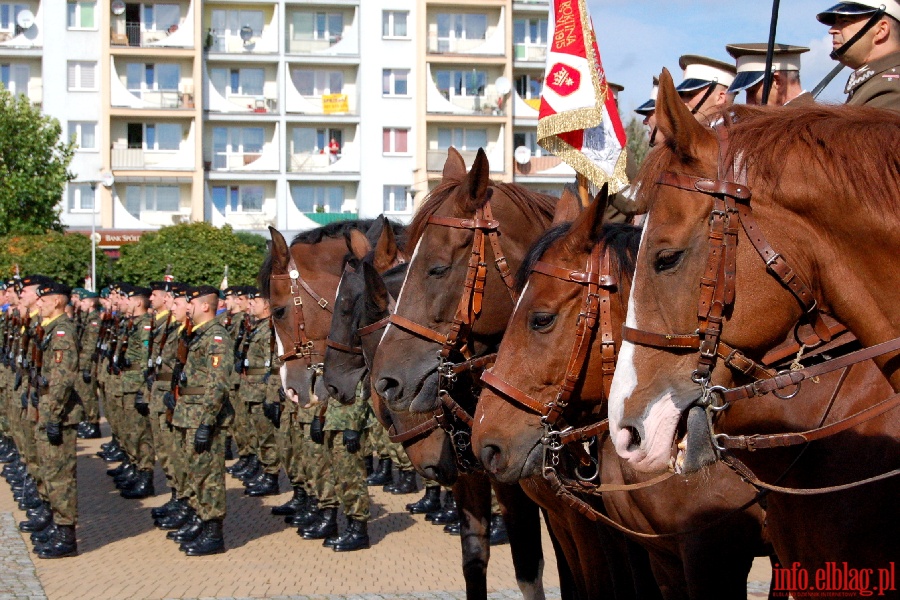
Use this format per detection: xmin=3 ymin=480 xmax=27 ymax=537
xmin=473 ymin=190 xmax=770 ymax=599
xmin=607 ymin=69 xmax=900 ymax=580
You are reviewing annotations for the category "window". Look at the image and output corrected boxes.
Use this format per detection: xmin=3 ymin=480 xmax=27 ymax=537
xmin=383 ymin=185 xmax=409 ymax=213
xmin=382 ymin=69 xmax=408 ymax=96
xmin=126 ymin=122 xmax=182 ymax=151
xmin=0 ymin=63 xmax=28 ymax=96
xmin=67 ymin=183 xmax=96 ymax=212
xmin=436 ymin=13 xmax=487 ymax=43
xmin=212 ymin=127 xmax=265 ymax=168
xmin=291 ymin=184 xmax=344 ymax=213
xmin=124 ymin=185 xmax=180 ymax=217
xmin=292 ymin=127 xmax=342 ymax=154
xmin=143 ymin=4 xmax=180 ymax=31
xmin=211 ymin=185 xmax=263 ymax=213
xmin=382 ymin=11 xmax=408 ymax=38
xmin=210 ymin=9 xmax=263 ymax=38
xmin=292 ymin=11 xmax=343 ymax=42
xmin=290 ymin=69 xmax=343 ymax=97
xmin=435 ymin=69 xmax=486 ymax=98
xmin=382 ymin=128 xmax=408 ymax=154
xmin=437 ymin=128 xmax=487 ymax=151
xmin=515 ymin=74 xmax=543 ymax=100
xmin=0 ymin=4 xmax=28 ymax=32
xmin=67 ymin=1 xmax=96 ymax=29
xmin=67 ymin=61 xmax=97 ymax=91
xmin=210 ymin=67 xmax=264 ymax=97
xmin=69 ymin=122 xmax=97 ymax=151
xmin=514 ymin=132 xmax=544 ymax=157
xmin=513 ymin=18 xmax=547 ymax=45
xmin=126 ymin=63 xmax=181 ymax=93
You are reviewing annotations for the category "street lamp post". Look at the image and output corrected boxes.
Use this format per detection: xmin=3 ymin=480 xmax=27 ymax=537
xmin=88 ymin=171 xmax=115 ymax=292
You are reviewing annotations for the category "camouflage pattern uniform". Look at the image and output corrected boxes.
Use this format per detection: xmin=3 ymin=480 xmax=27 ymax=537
xmin=120 ymin=313 xmax=154 ymax=472
xmin=322 ymin=381 xmax=373 ymax=522
xmin=101 ymin=315 xmax=125 ymax=453
xmin=148 ymin=311 xmax=180 ymax=489
xmin=74 ymin=308 xmax=101 ymax=425
xmin=19 ymin=312 xmax=45 ymax=499
xmin=237 ymin=317 xmax=280 ymax=475
xmin=34 ymin=314 xmax=83 ymax=526
xmin=172 ymin=318 xmax=234 ymax=520
xmin=225 ymin=311 xmax=253 ymax=459
xmin=271 ymin=356 xmax=305 ymax=488
xmin=298 ymin=375 xmax=330 ymax=503
xmin=0 ymin=303 xmax=9 ymax=439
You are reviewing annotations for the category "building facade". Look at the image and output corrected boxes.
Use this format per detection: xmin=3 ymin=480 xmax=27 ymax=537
xmin=40 ymin=0 xmax=570 ymax=236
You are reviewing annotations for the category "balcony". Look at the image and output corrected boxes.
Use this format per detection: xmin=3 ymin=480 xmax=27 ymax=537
xmin=0 ymin=2 xmax=43 ymax=50
xmin=426 ymin=65 xmax=507 ymax=116
xmin=204 ymin=6 xmax=279 ymax=55
xmin=513 ymin=42 xmax=545 ymax=63
xmin=285 ymin=8 xmax=358 ymax=56
xmin=288 ymin=148 xmax=359 ymax=174
xmin=110 ymin=1 xmax=195 ymax=50
xmin=426 ymin=9 xmax=505 ymax=56
xmin=513 ymin=155 xmax=575 ymax=177
xmin=112 ymin=148 xmax=195 ymax=170
xmin=426 ymin=147 xmax=504 ymax=173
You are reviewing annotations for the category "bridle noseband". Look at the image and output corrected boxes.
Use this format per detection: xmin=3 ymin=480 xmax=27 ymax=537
xmin=270 ymin=253 xmax=333 ymax=369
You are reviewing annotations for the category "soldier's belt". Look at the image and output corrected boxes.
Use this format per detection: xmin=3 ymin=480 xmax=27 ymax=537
xmin=243 ymin=368 xmax=269 ymax=376
xmin=179 ymin=387 xmax=205 ymax=396
xmin=155 ymin=373 xmax=173 ymax=382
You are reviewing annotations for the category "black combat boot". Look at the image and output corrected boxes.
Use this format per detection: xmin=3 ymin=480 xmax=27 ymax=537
xmin=272 ymin=485 xmax=307 ymax=516
xmin=36 ymin=525 xmax=77 ymax=559
xmin=431 ymin=493 xmax=458 ymax=525
xmin=333 ymin=518 xmax=370 ymax=552
xmin=76 ymin=422 xmax=89 ymax=439
xmin=31 ymin=522 xmax=56 ymax=545
xmin=232 ymin=454 xmax=258 ymax=479
xmin=489 ymin=513 xmax=509 ymax=546
xmin=27 ymin=500 xmax=51 ymax=520
xmin=97 ymin=437 xmax=117 ymax=457
xmin=171 ymin=513 xmax=204 ymax=543
xmin=243 ymin=469 xmax=268 ymax=489
xmin=366 ymin=458 xmax=392 ymax=486
xmin=19 ymin=486 xmax=43 ymax=510
xmin=19 ymin=505 xmax=53 ymax=532
xmin=83 ymin=423 xmax=102 ymax=439
xmin=300 ymin=507 xmax=337 ymax=539
xmin=0 ymin=444 xmax=18 ymax=463
xmin=444 ymin=520 xmax=461 ymax=535
xmin=390 ymin=470 xmax=418 ymax=495
xmin=184 ymin=519 xmax=225 ymax=556
xmin=121 ymin=469 xmax=155 ymax=499
xmin=406 ymin=485 xmax=442 ymax=514
xmin=114 ymin=465 xmax=140 ymax=490
xmin=226 ymin=455 xmax=249 ymax=475
xmin=107 ymin=460 xmax=131 ymax=478
xmin=238 ymin=456 xmax=261 ymax=482
xmin=159 ymin=504 xmax=194 ymax=531
xmin=288 ymin=497 xmax=319 ymax=527
xmin=151 ymin=489 xmax=179 ymax=519
xmin=246 ymin=472 xmax=279 ymax=497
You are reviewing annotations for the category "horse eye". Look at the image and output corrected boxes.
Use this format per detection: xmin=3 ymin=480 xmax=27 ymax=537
xmin=654 ymin=249 xmax=685 ymax=273
xmin=428 ymin=265 xmax=451 ymax=278
xmin=530 ymin=313 xmax=556 ymax=331
xmin=272 ymin=306 xmax=287 ymax=320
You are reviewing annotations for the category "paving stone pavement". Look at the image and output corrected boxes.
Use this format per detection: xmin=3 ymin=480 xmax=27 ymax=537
xmin=0 ymin=423 xmax=773 ymax=600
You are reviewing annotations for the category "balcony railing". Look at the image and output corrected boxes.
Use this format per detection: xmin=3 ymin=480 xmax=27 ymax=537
xmin=514 ymin=155 xmax=564 ymax=175
xmin=514 ymin=42 xmax=546 ymax=62
xmin=112 ymin=148 xmax=186 ymax=170
xmin=112 ymin=22 xmax=182 ymax=47
xmin=427 ymin=36 xmax=495 ymax=55
xmin=121 ymin=90 xmax=194 ymax=109
xmin=210 ymin=152 xmax=263 ymax=170
xmin=432 ymin=93 xmax=506 ymax=116
xmin=287 ymin=37 xmax=342 ymax=54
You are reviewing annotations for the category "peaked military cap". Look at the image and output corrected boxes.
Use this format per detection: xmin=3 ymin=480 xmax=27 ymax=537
xmin=635 ymin=76 xmax=659 ymax=116
xmin=100 ymin=287 xmax=111 ymax=299
xmin=171 ymin=283 xmax=190 ymax=299
xmin=676 ymin=55 xmax=737 ymax=92
xmin=726 ymin=43 xmax=810 ymax=93
xmin=36 ymin=279 xmax=72 ymax=298
xmin=817 ymin=1 xmax=900 ymax=25
xmin=21 ymin=274 xmax=54 ymax=289
xmin=73 ymin=288 xmax=99 ymax=300
xmin=222 ymin=286 xmax=236 ymax=297
xmin=189 ymin=285 xmax=220 ymax=300
xmin=150 ymin=281 xmax=175 ymax=293
xmin=245 ymin=286 xmax=262 ymax=300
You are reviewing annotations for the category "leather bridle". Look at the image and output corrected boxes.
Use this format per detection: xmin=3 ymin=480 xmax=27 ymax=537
xmin=382 ymin=198 xmax=517 ymax=471
xmin=270 ymin=253 xmax=333 ymax=368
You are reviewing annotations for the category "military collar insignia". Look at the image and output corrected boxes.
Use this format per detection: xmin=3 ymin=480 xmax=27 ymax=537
xmin=846 ymin=64 xmax=876 ymax=94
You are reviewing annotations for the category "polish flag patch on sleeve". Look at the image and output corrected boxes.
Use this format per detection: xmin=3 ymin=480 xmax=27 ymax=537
xmin=56 ymin=330 xmax=66 ymax=337
xmin=214 ymin=336 xmax=223 ymax=343
xmin=143 ymin=325 xmax=152 ymax=330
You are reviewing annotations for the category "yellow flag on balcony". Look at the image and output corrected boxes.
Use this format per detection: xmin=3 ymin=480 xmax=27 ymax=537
xmin=322 ymin=94 xmax=349 ymax=114
xmin=537 ymin=0 xmax=628 ymax=193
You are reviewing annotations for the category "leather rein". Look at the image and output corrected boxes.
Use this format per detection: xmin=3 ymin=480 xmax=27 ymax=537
xmin=270 ymin=253 xmax=333 ymax=369
xmin=620 ymin=125 xmax=900 ymax=493
xmin=382 ymin=198 xmax=517 ymax=472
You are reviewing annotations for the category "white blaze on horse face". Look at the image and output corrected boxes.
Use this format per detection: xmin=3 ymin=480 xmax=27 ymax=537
xmin=608 ymin=219 xmax=648 ymax=436
xmin=274 ymin=327 xmax=288 ymax=389
xmin=380 ymin=236 xmax=422 ymax=345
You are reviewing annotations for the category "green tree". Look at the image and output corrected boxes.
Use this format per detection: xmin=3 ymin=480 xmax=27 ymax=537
xmin=0 ymin=88 xmax=76 ymax=236
xmin=0 ymin=232 xmax=92 ymax=287
xmin=625 ymin=117 xmax=650 ymax=169
xmin=116 ymin=222 xmax=267 ymax=287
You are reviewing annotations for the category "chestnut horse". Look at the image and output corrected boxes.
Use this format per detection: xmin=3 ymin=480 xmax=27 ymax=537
xmin=607 ymin=69 xmax=900 ymax=578
xmin=473 ymin=189 xmax=771 ymax=598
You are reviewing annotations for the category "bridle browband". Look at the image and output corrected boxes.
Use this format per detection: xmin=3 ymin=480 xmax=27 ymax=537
xmin=381 ymin=198 xmax=517 ymax=471
xmin=270 ymin=252 xmax=333 ymax=367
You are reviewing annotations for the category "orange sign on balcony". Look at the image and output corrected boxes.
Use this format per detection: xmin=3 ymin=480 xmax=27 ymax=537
xmin=322 ymin=94 xmax=349 ymax=114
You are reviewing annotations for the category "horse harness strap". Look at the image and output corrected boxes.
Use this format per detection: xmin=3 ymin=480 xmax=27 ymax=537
xmin=357 ymin=316 xmax=390 ymax=338
xmin=271 ymin=255 xmax=333 ymax=365
xmin=324 ymin=338 xmax=362 ymax=354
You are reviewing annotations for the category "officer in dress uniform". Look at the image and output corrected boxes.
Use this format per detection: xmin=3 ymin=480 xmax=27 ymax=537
xmin=725 ymin=43 xmax=813 ymax=106
xmin=818 ymin=0 xmax=900 ymax=110
xmin=675 ymin=55 xmax=737 ymax=125
xmin=30 ymin=279 xmax=82 ymax=558
xmin=73 ymin=288 xmax=102 ymax=439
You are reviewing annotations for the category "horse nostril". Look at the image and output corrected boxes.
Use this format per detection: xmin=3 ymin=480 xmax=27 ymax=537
xmin=375 ymin=377 xmax=402 ymax=401
xmin=624 ymin=426 xmax=642 ymax=452
xmin=325 ymin=384 xmax=339 ymax=399
xmin=480 ymin=444 xmax=504 ymax=474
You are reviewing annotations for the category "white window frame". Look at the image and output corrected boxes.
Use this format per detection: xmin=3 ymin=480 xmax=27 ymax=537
xmin=0 ymin=4 xmax=27 ymax=33
xmin=0 ymin=63 xmax=29 ymax=97
xmin=290 ymin=69 xmax=343 ymax=97
xmin=382 ymin=69 xmax=409 ymax=97
xmin=67 ymin=61 xmax=97 ymax=91
xmin=437 ymin=127 xmax=488 ymax=151
xmin=291 ymin=184 xmax=344 ymax=213
xmin=383 ymin=185 xmax=410 ymax=214
xmin=67 ymin=183 xmax=98 ymax=213
xmin=67 ymin=1 xmax=97 ymax=30
xmin=382 ymin=128 xmax=409 ymax=155
xmin=141 ymin=3 xmax=181 ymax=32
xmin=382 ymin=10 xmax=408 ymax=39
xmin=124 ymin=184 xmax=181 ymax=215
xmin=69 ymin=121 xmax=97 ymax=152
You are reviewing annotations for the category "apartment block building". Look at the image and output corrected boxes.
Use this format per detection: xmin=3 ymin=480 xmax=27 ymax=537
xmin=25 ymin=0 xmax=571 ymax=237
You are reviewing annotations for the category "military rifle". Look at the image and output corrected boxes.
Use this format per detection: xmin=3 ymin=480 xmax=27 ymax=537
xmin=146 ymin=312 xmax=173 ymax=390
xmin=14 ymin=315 xmax=32 ymax=392
xmin=235 ymin=313 xmax=252 ymax=375
xmin=91 ymin=310 xmax=110 ymax=381
xmin=167 ymin=317 xmax=193 ymax=424
xmin=112 ymin=316 xmax=133 ymax=375
xmin=29 ymin=324 xmax=46 ymax=421
xmin=105 ymin=314 xmax=120 ymax=374
xmin=1 ymin=312 xmax=11 ymax=369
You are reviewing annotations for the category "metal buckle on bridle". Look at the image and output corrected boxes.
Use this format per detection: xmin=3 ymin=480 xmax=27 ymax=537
xmin=540 ymin=418 xmax=568 ymax=473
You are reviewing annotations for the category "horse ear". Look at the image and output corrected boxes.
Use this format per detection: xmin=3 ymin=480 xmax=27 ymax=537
xmin=463 ymin=148 xmax=491 ymax=211
xmin=363 ymin=261 xmax=389 ymax=314
xmin=346 ymin=228 xmax=371 ymax=260
xmin=373 ymin=218 xmax=399 ymax=273
xmin=564 ymin=183 xmax=609 ymax=254
xmin=655 ymin=68 xmax=714 ymax=159
xmin=365 ymin=214 xmax=386 ymax=249
xmin=268 ymin=226 xmax=291 ymax=273
xmin=442 ymin=147 xmax=467 ymax=180
xmin=553 ymin=183 xmax=585 ymax=226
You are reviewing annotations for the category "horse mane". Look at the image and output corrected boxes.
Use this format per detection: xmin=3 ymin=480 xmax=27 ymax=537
xmin=635 ymin=104 xmax=900 ymax=215
xmin=516 ymin=222 xmax=642 ymax=292
xmin=405 ymin=179 xmax=558 ymax=249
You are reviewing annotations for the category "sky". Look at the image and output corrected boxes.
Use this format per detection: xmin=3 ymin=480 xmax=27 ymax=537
xmin=586 ymin=0 xmax=849 ymax=116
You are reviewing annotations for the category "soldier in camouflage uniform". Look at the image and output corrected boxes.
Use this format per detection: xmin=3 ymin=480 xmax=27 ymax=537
xmin=100 ymin=286 xmax=128 ymax=467
xmin=1 ymin=280 xmax=25 ymax=483
xmin=169 ymin=285 xmax=233 ymax=556
xmin=237 ymin=289 xmax=281 ymax=496
xmin=0 ymin=281 xmax=13 ymax=462
xmin=266 ymin=353 xmax=310 ymax=520
xmin=73 ymin=289 xmax=102 ymax=440
xmin=114 ymin=285 xmax=156 ymax=499
xmin=30 ymin=279 xmax=82 ymax=558
xmin=224 ymin=287 xmax=256 ymax=477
